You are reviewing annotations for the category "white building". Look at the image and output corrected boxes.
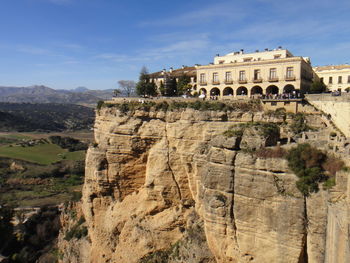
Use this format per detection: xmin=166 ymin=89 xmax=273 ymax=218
xmin=313 ymin=65 xmax=350 ymax=92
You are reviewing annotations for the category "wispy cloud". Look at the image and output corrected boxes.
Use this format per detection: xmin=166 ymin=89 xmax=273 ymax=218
xmin=139 ymin=2 xmax=245 ymax=27
xmin=93 ymin=34 xmax=210 ymax=64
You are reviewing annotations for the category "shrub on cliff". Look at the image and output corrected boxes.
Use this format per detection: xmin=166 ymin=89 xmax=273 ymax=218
xmin=64 ymin=216 xmax=88 ymax=241
xmin=255 ymin=146 xmax=287 ymax=158
xmin=290 ymin=113 xmax=312 ymax=134
xmin=286 ymin=144 xmax=344 ymax=196
xmin=224 ymin=122 xmax=280 ymax=139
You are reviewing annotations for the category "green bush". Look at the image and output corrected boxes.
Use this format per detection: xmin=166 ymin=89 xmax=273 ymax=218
xmin=223 ymin=128 xmax=243 ymax=137
xmin=323 ymin=177 xmax=336 ymax=189
xmin=286 ymin=144 xmax=332 ymax=196
xmin=290 ymin=113 xmax=312 ymax=134
xmin=96 ymin=100 xmax=104 ymax=110
xmin=64 ymin=216 xmax=87 ymax=241
xmin=224 ymin=122 xmax=279 ymax=139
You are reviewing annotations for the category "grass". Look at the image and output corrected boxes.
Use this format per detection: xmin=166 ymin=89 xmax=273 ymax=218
xmin=0 ymin=143 xmax=84 ymax=165
xmin=62 ymin=150 xmax=86 ymax=161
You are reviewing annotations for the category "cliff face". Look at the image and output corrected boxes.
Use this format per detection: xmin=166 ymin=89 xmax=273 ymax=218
xmin=59 ymin=107 xmax=349 ymax=263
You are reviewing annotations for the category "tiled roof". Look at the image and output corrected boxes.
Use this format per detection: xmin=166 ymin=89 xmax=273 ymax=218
xmin=149 ymin=66 xmax=197 ymax=78
xmin=314 ymin=64 xmax=350 ymax=71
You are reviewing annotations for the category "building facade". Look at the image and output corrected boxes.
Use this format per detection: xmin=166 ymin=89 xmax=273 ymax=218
xmin=148 ymin=66 xmax=197 ymax=95
xmin=195 ymin=48 xmax=314 ymax=98
xmin=313 ymin=65 xmax=350 ymax=92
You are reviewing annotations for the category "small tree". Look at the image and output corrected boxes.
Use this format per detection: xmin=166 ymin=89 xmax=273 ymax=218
xmin=310 ymin=80 xmax=326 ymax=94
xmin=176 ymin=74 xmax=191 ymax=96
xmin=117 ymin=80 xmax=136 ymax=97
xmin=136 ymin=66 xmax=157 ymax=97
xmin=113 ymin=89 xmax=121 ymax=97
xmin=164 ymin=77 xmax=177 ymax=96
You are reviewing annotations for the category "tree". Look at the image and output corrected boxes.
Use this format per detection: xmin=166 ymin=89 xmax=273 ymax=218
xmin=0 ymin=205 xmax=15 ymax=252
xmin=176 ymin=74 xmax=191 ymax=96
xmin=164 ymin=77 xmax=177 ymax=96
xmin=113 ymin=89 xmax=121 ymax=97
xmin=310 ymin=80 xmax=326 ymax=94
xmin=117 ymin=80 xmax=136 ymax=97
xmin=136 ymin=67 xmax=157 ymax=97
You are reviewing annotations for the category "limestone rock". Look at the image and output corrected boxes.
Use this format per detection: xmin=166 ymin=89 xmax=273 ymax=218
xmin=58 ymin=107 xmax=350 ymax=263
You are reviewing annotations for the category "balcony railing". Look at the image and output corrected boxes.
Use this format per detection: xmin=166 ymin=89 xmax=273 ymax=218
xmin=285 ymin=75 xmax=296 ymax=81
xmin=252 ymin=78 xmax=263 ymax=83
xmin=238 ymin=79 xmax=247 ymax=84
xmin=199 ymin=81 xmax=207 ymax=86
xmin=212 ymin=80 xmax=220 ymax=85
xmin=268 ymin=77 xmax=279 ymax=82
xmin=224 ymin=80 xmax=233 ymax=84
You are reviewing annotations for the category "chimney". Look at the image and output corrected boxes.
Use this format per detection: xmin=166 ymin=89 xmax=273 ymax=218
xmin=169 ymin=67 xmax=173 ymax=73
xmin=265 ymin=48 xmax=269 ymax=51
xmin=240 ymin=49 xmax=244 ymax=54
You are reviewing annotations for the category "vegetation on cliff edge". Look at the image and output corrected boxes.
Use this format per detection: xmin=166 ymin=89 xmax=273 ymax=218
xmin=98 ymin=99 xmax=262 ymax=113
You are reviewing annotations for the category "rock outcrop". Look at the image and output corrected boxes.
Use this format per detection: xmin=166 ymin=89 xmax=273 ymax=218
xmin=58 ymin=106 xmax=350 ymax=263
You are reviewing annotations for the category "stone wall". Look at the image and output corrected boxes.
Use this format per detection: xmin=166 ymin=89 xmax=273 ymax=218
xmin=305 ymin=93 xmax=350 ymax=137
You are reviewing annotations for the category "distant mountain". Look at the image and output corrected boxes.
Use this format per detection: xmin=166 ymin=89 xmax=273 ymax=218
xmin=0 ymin=85 xmax=115 ymax=105
xmin=71 ymin=86 xmax=89 ymax=92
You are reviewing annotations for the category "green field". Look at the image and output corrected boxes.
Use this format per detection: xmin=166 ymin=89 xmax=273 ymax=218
xmin=0 ymin=143 xmax=85 ymax=165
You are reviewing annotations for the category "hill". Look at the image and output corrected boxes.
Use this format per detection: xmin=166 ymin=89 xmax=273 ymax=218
xmin=0 ymin=103 xmax=94 ymax=132
xmin=0 ymin=85 xmax=114 ymax=105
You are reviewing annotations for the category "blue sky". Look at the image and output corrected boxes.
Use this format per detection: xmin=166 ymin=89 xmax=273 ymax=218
xmin=0 ymin=0 xmax=349 ymax=90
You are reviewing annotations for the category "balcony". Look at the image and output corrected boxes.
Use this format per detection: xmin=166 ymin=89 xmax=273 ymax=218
xmin=285 ymin=75 xmax=296 ymax=81
xmin=252 ymin=78 xmax=263 ymax=83
xmin=238 ymin=79 xmax=247 ymax=84
xmin=199 ymin=81 xmax=207 ymax=86
xmin=224 ymin=80 xmax=233 ymax=84
xmin=212 ymin=80 xmax=220 ymax=85
xmin=268 ymin=77 xmax=279 ymax=82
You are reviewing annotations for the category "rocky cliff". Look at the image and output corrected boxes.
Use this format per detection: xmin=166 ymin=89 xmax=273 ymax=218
xmin=58 ymin=104 xmax=350 ymax=263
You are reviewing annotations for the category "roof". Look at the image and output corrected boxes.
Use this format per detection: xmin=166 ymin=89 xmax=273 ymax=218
xmin=149 ymin=66 xmax=197 ymax=78
xmin=314 ymin=64 xmax=350 ymax=71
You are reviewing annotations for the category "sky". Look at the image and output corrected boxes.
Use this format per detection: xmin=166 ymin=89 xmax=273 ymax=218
xmin=0 ymin=0 xmax=349 ymax=90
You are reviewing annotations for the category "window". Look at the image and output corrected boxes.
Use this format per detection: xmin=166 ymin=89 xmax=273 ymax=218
xmin=286 ymin=67 xmax=294 ymax=78
xmin=243 ymin=57 xmax=252 ymax=62
xmin=348 ymin=75 xmax=350 ymax=83
xmin=239 ymin=70 xmax=246 ymax=81
xmin=338 ymin=76 xmax=342 ymax=84
xmin=219 ymin=60 xmax=224 ymax=64
xmin=274 ymin=54 xmax=281 ymax=59
xmin=329 ymin=76 xmax=333 ymax=84
xmin=254 ymin=69 xmax=261 ymax=80
xmin=200 ymin=73 xmax=206 ymax=83
xmin=269 ymin=68 xmax=277 ymax=79
xmin=212 ymin=72 xmax=219 ymax=83
xmin=225 ymin=72 xmax=232 ymax=82
xmin=320 ymin=77 xmax=324 ymax=83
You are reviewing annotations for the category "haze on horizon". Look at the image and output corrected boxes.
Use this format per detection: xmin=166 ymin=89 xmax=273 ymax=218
xmin=0 ymin=0 xmax=349 ymax=90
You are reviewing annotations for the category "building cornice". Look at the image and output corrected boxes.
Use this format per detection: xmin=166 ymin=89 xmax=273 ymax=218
xmin=198 ymin=57 xmax=306 ymax=70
